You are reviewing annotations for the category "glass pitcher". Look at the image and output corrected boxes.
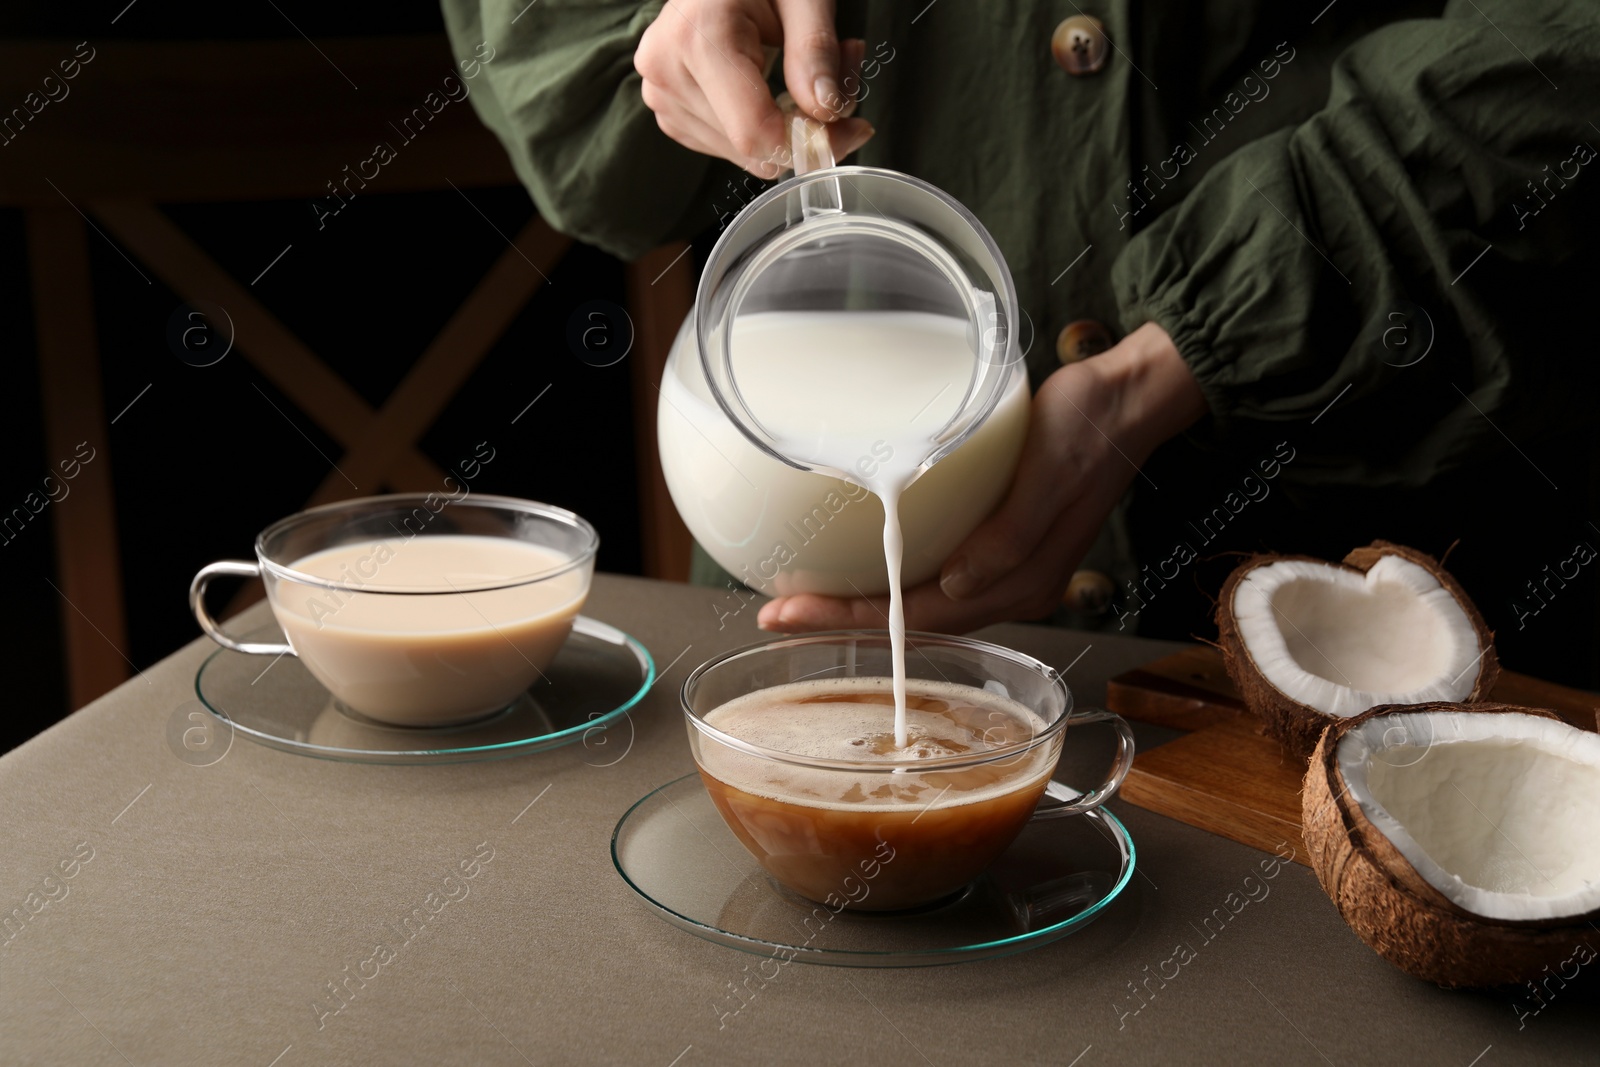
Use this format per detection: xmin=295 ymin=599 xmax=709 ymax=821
xmin=656 ymin=107 xmax=1029 ymax=598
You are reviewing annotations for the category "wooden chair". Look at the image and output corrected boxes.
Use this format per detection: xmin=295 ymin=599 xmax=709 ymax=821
xmin=4 ymin=35 xmax=693 ymax=711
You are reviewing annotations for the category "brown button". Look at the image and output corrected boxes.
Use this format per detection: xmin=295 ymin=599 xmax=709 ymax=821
xmin=1052 ymin=15 xmax=1109 ymax=76
xmin=1064 ymin=569 xmax=1115 ymax=614
xmin=1056 ymin=319 xmax=1114 ymax=364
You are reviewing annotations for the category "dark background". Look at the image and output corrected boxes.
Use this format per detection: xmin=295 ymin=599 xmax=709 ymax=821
xmin=4 ymin=3 xmax=1594 ymax=754
xmin=1 ymin=2 xmax=656 ymax=752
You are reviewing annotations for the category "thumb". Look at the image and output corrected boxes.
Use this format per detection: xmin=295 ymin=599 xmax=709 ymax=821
xmin=774 ymin=0 xmax=843 ymax=121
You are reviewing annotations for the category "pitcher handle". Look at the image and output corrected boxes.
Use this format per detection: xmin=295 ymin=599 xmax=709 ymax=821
xmin=189 ymin=561 xmax=295 ymax=656
xmin=776 ymin=92 xmax=843 ymax=218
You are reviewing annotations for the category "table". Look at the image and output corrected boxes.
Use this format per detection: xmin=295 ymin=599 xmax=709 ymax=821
xmin=1 ymin=575 xmax=1588 ymax=1065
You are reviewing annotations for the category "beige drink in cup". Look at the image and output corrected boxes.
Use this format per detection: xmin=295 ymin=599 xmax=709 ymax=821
xmin=271 ymin=536 xmax=587 ymax=724
xmin=191 ymin=495 xmax=597 ymax=726
xmin=682 ymin=633 xmax=1136 ymax=912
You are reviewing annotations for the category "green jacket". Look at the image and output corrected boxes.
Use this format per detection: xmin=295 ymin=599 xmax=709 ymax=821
xmin=442 ymin=0 xmax=1600 ymax=684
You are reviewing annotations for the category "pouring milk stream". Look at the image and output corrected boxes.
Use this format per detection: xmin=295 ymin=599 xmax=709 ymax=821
xmin=694 ymin=100 xmax=1024 ymax=748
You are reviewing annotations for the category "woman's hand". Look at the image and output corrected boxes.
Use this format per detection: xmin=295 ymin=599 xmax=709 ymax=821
xmin=634 ymin=0 xmax=874 ymax=176
xmin=755 ymin=323 xmax=1210 ymax=634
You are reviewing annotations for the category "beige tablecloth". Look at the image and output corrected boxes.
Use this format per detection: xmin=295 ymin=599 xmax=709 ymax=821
xmin=0 ymin=575 xmax=1587 ymax=1065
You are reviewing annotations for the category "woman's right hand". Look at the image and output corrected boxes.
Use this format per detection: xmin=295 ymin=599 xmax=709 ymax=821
xmin=634 ymin=0 xmax=874 ymax=177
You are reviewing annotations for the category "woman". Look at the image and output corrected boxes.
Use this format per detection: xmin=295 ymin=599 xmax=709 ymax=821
xmin=443 ymin=0 xmax=1600 ymax=685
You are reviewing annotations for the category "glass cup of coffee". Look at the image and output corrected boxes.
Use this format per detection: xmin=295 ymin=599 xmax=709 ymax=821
xmin=189 ymin=494 xmax=598 ymax=727
xmin=682 ymin=631 xmax=1135 ymax=911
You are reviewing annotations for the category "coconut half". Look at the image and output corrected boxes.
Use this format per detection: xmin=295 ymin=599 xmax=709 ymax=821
xmin=1304 ymin=703 xmax=1600 ymax=987
xmin=1217 ymin=542 xmax=1499 ymax=757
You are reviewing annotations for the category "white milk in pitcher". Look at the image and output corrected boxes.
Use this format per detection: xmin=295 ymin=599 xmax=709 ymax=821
xmin=658 ymin=309 xmax=1029 ymax=747
xmin=658 ymin=313 xmax=1027 ymax=598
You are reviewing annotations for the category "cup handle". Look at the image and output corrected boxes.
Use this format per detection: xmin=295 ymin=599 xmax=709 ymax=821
xmin=189 ymin=561 xmax=295 ymax=656
xmin=1031 ymin=708 xmax=1136 ymax=819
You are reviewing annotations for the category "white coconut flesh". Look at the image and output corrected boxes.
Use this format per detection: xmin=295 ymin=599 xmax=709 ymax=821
xmin=1337 ymin=711 xmax=1600 ymax=922
xmin=1231 ymin=555 xmax=1482 ymax=717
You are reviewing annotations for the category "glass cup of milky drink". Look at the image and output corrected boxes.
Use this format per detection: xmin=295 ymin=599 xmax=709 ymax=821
xmin=683 ymin=632 xmax=1136 ymax=912
xmin=189 ymin=494 xmax=597 ymax=727
xmin=659 ymin=102 xmax=1029 ymax=600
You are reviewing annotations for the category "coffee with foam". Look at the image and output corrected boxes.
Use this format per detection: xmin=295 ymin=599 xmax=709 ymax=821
xmin=696 ymin=678 xmax=1059 ymax=910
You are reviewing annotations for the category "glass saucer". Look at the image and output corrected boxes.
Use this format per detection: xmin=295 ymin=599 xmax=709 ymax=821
xmin=611 ymin=774 xmax=1136 ymax=967
xmin=194 ymin=616 xmax=654 ymax=764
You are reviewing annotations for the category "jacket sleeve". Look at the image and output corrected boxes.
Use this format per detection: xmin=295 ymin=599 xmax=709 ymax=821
xmin=442 ymin=0 xmax=741 ymax=259
xmin=1111 ymin=0 xmax=1600 ymax=489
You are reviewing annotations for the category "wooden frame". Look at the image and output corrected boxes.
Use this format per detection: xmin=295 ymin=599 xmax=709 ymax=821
xmin=10 ymin=36 xmax=696 ymax=709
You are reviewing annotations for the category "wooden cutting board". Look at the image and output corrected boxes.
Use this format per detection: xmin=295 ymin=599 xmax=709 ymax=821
xmin=1106 ymin=647 xmax=1600 ymax=864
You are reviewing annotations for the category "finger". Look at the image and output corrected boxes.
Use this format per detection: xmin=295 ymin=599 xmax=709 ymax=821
xmin=646 ymin=73 xmax=729 ymax=151
xmin=774 ymin=0 xmax=841 ymax=121
xmin=911 ymin=500 xmax=1101 ymax=632
xmin=676 ymin=6 xmax=789 ymax=168
xmin=634 ymin=26 xmax=664 ymax=84
xmin=644 ymin=72 xmax=750 ymax=162
xmin=653 ymin=101 xmax=733 ymax=160
xmin=676 ymin=69 xmax=797 ymax=176
xmin=757 ymin=592 xmax=889 ymax=632
xmin=757 ymin=498 xmax=1089 ymax=636
xmin=835 ymin=37 xmax=866 ymax=119
xmin=757 ymin=488 xmax=1097 ymax=637
xmin=828 ymin=117 xmax=874 ymax=160
xmin=939 ymin=395 xmax=1088 ymax=601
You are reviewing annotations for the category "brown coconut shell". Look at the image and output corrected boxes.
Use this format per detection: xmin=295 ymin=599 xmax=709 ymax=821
xmin=1302 ymin=702 xmax=1596 ymax=988
xmin=1216 ymin=541 xmax=1500 ymax=760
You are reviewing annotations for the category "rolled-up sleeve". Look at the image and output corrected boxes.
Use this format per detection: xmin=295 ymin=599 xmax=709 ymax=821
xmin=1112 ymin=0 xmax=1600 ymax=489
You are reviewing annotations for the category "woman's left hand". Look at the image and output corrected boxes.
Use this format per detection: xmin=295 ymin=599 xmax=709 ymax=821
xmin=754 ymin=322 xmax=1209 ymax=635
